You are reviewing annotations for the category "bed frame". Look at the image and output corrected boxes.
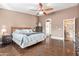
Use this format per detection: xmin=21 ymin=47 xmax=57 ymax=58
xmin=11 ymin=27 xmax=32 ymax=33
xmin=11 ymin=27 xmax=45 ymax=48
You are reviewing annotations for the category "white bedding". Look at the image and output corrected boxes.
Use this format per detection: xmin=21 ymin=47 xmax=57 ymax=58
xmin=12 ymin=32 xmax=46 ymax=48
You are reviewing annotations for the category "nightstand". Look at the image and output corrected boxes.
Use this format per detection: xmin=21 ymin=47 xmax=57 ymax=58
xmin=0 ymin=36 xmax=2 ymax=47
xmin=36 ymin=26 xmax=42 ymax=32
xmin=2 ymin=35 xmax=12 ymax=45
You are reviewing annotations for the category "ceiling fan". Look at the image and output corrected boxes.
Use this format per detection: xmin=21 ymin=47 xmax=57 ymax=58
xmin=30 ymin=3 xmax=54 ymax=16
xmin=37 ymin=3 xmax=54 ymax=16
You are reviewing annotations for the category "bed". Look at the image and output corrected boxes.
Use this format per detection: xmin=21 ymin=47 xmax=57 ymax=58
xmin=11 ymin=27 xmax=46 ymax=48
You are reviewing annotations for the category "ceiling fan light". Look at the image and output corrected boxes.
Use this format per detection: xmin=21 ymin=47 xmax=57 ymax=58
xmin=39 ymin=11 xmax=43 ymax=15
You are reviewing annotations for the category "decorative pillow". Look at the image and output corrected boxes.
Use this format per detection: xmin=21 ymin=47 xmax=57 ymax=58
xmin=28 ymin=29 xmax=33 ymax=33
xmin=21 ymin=29 xmax=29 ymax=33
xmin=14 ymin=29 xmax=33 ymax=34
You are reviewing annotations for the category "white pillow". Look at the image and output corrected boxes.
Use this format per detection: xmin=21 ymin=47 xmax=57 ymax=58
xmin=14 ymin=29 xmax=21 ymax=33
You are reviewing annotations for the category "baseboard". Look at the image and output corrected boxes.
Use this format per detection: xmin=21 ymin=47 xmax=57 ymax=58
xmin=51 ymin=36 xmax=64 ymax=40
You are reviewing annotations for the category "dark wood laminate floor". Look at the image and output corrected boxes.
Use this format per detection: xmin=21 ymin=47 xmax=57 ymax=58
xmin=64 ymin=40 xmax=75 ymax=56
xmin=0 ymin=38 xmax=75 ymax=56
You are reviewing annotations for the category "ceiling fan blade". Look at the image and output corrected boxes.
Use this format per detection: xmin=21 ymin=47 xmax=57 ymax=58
xmin=43 ymin=12 xmax=47 ymax=15
xmin=44 ymin=8 xmax=53 ymax=11
xmin=39 ymin=3 xmax=43 ymax=8
xmin=44 ymin=10 xmax=54 ymax=14
xmin=39 ymin=3 xmax=43 ymax=10
xmin=42 ymin=9 xmax=54 ymax=15
xmin=30 ymin=9 xmax=38 ymax=11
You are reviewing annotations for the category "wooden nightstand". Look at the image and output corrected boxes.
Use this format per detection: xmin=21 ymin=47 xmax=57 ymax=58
xmin=0 ymin=36 xmax=2 ymax=47
xmin=2 ymin=35 xmax=12 ymax=45
xmin=36 ymin=26 xmax=42 ymax=32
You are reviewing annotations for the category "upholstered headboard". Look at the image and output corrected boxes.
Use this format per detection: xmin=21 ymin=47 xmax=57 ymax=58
xmin=11 ymin=27 xmax=32 ymax=33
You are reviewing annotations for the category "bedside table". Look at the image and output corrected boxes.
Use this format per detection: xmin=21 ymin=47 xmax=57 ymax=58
xmin=36 ymin=26 xmax=42 ymax=32
xmin=0 ymin=36 xmax=2 ymax=47
xmin=2 ymin=35 xmax=12 ymax=45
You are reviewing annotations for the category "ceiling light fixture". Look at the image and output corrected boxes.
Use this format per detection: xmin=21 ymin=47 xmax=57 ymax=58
xmin=38 ymin=11 xmax=43 ymax=15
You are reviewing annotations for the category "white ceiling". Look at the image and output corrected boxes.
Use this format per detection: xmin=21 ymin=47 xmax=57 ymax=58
xmin=0 ymin=3 xmax=78 ymax=16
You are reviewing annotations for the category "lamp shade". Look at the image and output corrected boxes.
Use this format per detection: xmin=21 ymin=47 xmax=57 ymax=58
xmin=39 ymin=11 xmax=43 ymax=15
xmin=38 ymin=22 xmax=42 ymax=26
xmin=1 ymin=25 xmax=7 ymax=35
xmin=1 ymin=28 xmax=7 ymax=33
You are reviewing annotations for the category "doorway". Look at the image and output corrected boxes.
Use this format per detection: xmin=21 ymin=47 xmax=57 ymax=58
xmin=64 ymin=18 xmax=75 ymax=42
xmin=63 ymin=18 xmax=75 ymax=55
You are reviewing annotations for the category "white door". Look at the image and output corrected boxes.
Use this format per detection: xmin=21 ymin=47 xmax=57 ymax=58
xmin=45 ymin=19 xmax=51 ymax=36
